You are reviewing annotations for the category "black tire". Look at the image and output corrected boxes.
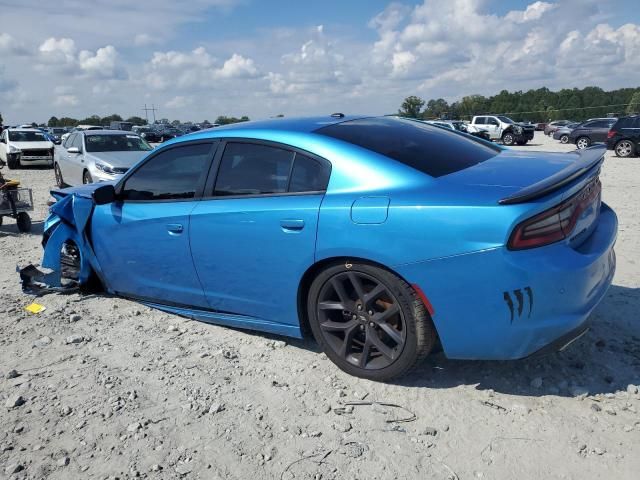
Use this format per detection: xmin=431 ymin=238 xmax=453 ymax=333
xmin=82 ymin=170 xmax=92 ymax=184
xmin=502 ymin=132 xmax=515 ymax=146
xmin=16 ymin=212 xmax=31 ymax=233
xmin=307 ymin=262 xmax=436 ymax=381
xmin=7 ymin=157 xmax=19 ymax=169
xmin=560 ymin=134 xmax=569 ymax=144
xmin=54 ymin=163 xmax=66 ymax=188
xmin=614 ymin=140 xmax=635 ymax=158
xmin=576 ymin=136 xmax=591 ymax=149
xmin=0 ymin=216 xmax=3 ymax=226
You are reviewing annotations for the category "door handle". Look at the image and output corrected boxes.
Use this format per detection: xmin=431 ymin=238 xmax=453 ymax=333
xmin=280 ymin=219 xmax=305 ymax=231
xmin=167 ymin=223 xmax=184 ymax=235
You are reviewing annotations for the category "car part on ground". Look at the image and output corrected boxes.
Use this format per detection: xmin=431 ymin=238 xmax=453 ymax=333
xmin=20 ymin=116 xmax=617 ymax=380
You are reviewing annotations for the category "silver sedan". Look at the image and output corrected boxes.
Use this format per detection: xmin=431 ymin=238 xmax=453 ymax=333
xmin=54 ymin=130 xmax=153 ymax=186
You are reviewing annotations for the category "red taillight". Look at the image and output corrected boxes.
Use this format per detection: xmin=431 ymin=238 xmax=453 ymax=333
xmin=607 ymin=130 xmax=616 ymax=139
xmin=508 ymin=177 xmax=601 ymax=250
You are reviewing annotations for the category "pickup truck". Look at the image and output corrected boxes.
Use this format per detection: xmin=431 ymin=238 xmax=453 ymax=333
xmin=469 ymin=115 xmax=535 ymax=146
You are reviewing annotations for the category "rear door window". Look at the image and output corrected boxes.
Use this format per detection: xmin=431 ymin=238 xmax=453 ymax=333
xmin=316 ymin=117 xmax=501 ymax=178
xmin=213 ymin=143 xmax=330 ymax=196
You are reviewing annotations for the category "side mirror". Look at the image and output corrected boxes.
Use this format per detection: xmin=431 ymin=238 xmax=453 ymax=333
xmin=93 ymin=184 xmax=116 ymax=205
xmin=67 ymin=146 xmax=80 ymax=154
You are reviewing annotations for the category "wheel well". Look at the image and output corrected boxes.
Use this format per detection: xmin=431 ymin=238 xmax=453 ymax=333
xmin=296 ymin=256 xmax=417 ymax=338
xmin=502 ymin=127 xmax=513 ymax=136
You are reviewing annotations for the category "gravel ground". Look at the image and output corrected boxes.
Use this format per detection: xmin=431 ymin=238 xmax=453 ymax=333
xmin=1 ymin=132 xmax=639 ymax=480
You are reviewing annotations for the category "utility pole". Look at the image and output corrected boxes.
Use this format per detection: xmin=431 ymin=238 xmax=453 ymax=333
xmin=142 ymin=104 xmax=157 ymax=124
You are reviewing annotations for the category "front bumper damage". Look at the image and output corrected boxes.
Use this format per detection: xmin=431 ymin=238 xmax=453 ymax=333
xmin=19 ymin=192 xmax=106 ymax=295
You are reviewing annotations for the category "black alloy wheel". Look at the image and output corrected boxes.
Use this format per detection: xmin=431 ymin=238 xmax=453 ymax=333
xmin=308 ymin=262 xmax=436 ymax=380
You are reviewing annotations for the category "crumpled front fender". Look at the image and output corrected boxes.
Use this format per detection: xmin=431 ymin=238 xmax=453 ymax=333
xmin=20 ymin=192 xmax=107 ymax=293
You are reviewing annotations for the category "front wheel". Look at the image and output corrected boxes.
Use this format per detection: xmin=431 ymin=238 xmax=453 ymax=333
xmin=54 ymin=163 xmax=66 ymax=187
xmin=560 ymin=134 xmax=569 ymax=144
xmin=16 ymin=212 xmax=31 ymax=233
xmin=576 ymin=137 xmax=591 ymax=149
xmin=615 ymin=140 xmax=635 ymax=158
xmin=502 ymin=132 xmax=515 ymax=146
xmin=7 ymin=157 xmax=19 ymax=169
xmin=307 ymin=262 xmax=436 ymax=381
xmin=82 ymin=170 xmax=93 ymax=184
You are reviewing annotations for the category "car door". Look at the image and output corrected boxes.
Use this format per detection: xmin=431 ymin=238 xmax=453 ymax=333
xmin=63 ymin=133 xmax=85 ymax=184
xmin=90 ymin=140 xmax=217 ymax=307
xmin=590 ymin=120 xmax=613 ymax=143
xmin=189 ymin=140 xmax=331 ymax=327
xmin=485 ymin=117 xmax=500 ymax=138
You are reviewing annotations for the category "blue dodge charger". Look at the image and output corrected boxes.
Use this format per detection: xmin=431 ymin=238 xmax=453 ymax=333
xmin=25 ymin=115 xmax=617 ymax=380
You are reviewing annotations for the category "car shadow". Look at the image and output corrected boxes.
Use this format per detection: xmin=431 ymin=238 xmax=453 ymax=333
xmin=0 ymin=219 xmax=44 ymax=237
xmin=395 ymin=284 xmax=640 ymax=397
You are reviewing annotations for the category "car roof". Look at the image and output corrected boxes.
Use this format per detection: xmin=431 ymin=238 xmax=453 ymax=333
xmin=203 ymin=115 xmax=368 ymax=134
xmin=8 ymin=128 xmax=44 ymax=132
xmin=83 ymin=130 xmax=137 ymax=136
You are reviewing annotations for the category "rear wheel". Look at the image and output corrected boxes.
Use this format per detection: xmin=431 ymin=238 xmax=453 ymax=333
xmin=560 ymin=134 xmax=569 ymax=144
xmin=16 ymin=212 xmax=31 ymax=233
xmin=307 ymin=262 xmax=436 ymax=381
xmin=502 ymin=132 xmax=515 ymax=146
xmin=614 ymin=140 xmax=635 ymax=158
xmin=576 ymin=136 xmax=591 ymax=149
xmin=82 ymin=170 xmax=92 ymax=184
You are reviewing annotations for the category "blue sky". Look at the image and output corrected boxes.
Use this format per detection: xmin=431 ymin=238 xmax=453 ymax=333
xmin=0 ymin=0 xmax=639 ymax=123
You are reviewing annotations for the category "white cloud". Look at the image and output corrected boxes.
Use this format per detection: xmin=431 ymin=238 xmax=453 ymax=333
xmin=39 ymin=37 xmax=77 ymax=64
xmin=134 ymin=34 xmax=162 ymax=47
xmin=214 ymin=54 xmax=258 ymax=79
xmin=505 ymin=1 xmax=557 ymax=23
xmin=0 ymin=33 xmax=29 ymax=56
xmin=165 ymin=95 xmax=193 ymax=108
xmin=78 ymin=45 xmax=125 ymax=79
xmin=54 ymin=95 xmax=79 ymax=107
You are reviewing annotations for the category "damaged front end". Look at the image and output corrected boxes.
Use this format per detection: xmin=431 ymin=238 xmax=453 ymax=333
xmin=19 ymin=188 xmax=108 ymax=295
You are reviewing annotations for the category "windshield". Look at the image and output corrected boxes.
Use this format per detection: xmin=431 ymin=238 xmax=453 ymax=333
xmin=496 ymin=116 xmax=514 ymax=124
xmin=85 ymin=134 xmax=153 ymax=153
xmin=8 ymin=131 xmax=47 ymax=142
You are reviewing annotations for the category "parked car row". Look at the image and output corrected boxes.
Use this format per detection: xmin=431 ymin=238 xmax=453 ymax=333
xmin=545 ymin=115 xmax=638 ymax=157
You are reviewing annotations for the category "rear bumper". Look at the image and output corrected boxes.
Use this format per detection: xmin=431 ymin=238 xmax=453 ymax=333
xmin=395 ymin=203 xmax=617 ymax=360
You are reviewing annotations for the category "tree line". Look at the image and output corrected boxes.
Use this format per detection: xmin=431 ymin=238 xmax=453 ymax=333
xmin=399 ymin=86 xmax=640 ymax=122
xmin=44 ymin=114 xmax=250 ymax=128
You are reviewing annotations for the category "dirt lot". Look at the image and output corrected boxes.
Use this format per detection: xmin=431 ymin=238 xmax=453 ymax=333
xmin=1 ymin=132 xmax=639 ymax=480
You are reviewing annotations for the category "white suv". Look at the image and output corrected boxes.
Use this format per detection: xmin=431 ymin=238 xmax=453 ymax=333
xmin=0 ymin=128 xmax=55 ymax=169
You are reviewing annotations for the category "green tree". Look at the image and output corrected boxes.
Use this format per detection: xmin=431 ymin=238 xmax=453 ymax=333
xmin=0 ymin=112 xmax=3 ymax=126
xmin=423 ymin=98 xmax=449 ymax=119
xmin=398 ymin=96 xmax=425 ymax=118
xmin=47 ymin=116 xmax=60 ymax=127
xmin=627 ymin=91 xmax=640 ymax=114
xmin=125 ymin=116 xmax=147 ymax=125
xmin=215 ymin=115 xmax=250 ymax=125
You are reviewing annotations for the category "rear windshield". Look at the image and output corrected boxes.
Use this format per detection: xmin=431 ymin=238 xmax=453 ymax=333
xmin=315 ymin=117 xmax=501 ymax=178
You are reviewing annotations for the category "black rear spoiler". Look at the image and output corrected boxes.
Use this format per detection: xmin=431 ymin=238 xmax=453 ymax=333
xmin=498 ymin=145 xmax=605 ymax=205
